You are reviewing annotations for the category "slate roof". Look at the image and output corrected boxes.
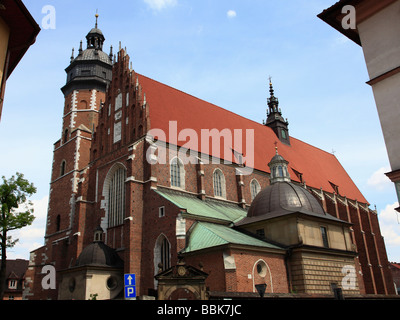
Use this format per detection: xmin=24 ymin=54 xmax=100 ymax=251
xmin=75 ymin=241 xmax=123 ymax=268
xmin=4 ymin=259 xmax=29 ymax=293
xmin=242 ymin=181 xmax=348 ymax=224
xmin=74 ymin=48 xmax=111 ymax=64
xmin=5 ymin=259 xmax=29 ymax=280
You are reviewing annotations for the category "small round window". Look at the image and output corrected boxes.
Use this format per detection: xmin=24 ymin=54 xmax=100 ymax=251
xmin=106 ymin=276 xmax=118 ymax=290
xmin=256 ymin=261 xmax=267 ymax=277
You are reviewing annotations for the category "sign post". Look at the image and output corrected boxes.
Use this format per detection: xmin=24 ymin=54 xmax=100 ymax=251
xmin=124 ymin=274 xmax=136 ymax=299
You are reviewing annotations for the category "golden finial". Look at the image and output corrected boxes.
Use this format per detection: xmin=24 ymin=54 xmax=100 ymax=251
xmin=95 ymin=10 xmax=99 ymax=28
xmin=274 ymin=141 xmax=279 ymax=154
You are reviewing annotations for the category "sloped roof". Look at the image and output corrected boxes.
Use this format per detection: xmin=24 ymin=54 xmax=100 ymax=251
xmin=154 ymin=187 xmax=247 ymax=224
xmin=237 ymin=181 xmax=351 ymax=227
xmin=182 ymin=222 xmax=283 ymax=254
xmin=75 ymin=241 xmax=124 ymax=268
xmin=5 ymin=259 xmax=29 ymax=280
xmin=138 ymin=74 xmax=367 ymax=203
xmin=74 ymin=48 xmax=111 ymax=65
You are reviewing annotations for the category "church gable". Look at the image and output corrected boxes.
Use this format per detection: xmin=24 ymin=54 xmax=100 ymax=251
xmin=92 ymin=48 xmax=149 ymax=160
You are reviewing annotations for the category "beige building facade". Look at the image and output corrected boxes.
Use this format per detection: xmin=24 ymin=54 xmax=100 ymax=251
xmin=319 ymin=0 xmax=400 ymax=211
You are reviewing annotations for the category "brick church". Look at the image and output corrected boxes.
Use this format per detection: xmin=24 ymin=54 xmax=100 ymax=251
xmin=25 ymin=17 xmax=395 ymax=300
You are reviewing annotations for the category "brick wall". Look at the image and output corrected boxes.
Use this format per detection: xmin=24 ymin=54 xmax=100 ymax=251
xmin=184 ymin=248 xmax=288 ymax=294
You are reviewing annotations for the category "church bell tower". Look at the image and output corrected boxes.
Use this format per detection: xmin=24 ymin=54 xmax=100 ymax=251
xmin=43 ymin=14 xmax=113 ymax=285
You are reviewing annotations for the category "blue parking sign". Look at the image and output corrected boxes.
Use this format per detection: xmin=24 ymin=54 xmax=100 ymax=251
xmin=124 ymin=274 xmax=136 ymax=299
xmin=124 ymin=274 xmax=136 ymax=286
xmin=125 ymin=285 xmax=136 ymax=299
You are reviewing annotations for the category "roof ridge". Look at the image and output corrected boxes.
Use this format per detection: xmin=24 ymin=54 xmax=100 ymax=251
xmin=137 ymin=72 xmax=278 ymax=133
xmin=137 ymin=72 xmax=347 ymax=160
xmin=290 ymin=136 xmax=337 ymax=158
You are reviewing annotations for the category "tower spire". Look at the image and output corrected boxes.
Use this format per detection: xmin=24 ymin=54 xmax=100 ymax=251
xmin=95 ymin=11 xmax=99 ymax=28
xmin=264 ymin=77 xmax=290 ymax=145
xmin=267 ymin=77 xmax=279 ymax=115
xmin=85 ymin=12 xmax=105 ymax=50
xmin=269 ymin=76 xmax=274 ymax=97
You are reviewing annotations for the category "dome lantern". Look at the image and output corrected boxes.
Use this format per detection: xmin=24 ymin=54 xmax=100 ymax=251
xmin=245 ymin=149 xmax=326 ymax=219
xmin=268 ymin=147 xmax=291 ymax=184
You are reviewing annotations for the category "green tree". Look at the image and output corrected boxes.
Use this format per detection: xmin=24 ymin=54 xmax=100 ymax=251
xmin=0 ymin=173 xmax=36 ymax=299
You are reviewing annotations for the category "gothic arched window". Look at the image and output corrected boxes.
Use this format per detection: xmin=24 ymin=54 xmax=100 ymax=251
xmin=250 ymin=179 xmax=261 ymax=201
xmin=56 ymin=215 xmax=61 ymax=232
xmin=213 ymin=169 xmax=226 ymax=198
xmin=60 ymin=160 xmax=66 ymax=176
xmin=154 ymin=234 xmax=171 ymax=274
xmin=161 ymin=237 xmax=170 ymax=271
xmin=63 ymin=129 xmax=69 ymax=144
xmin=107 ymin=166 xmax=126 ymax=228
xmin=170 ymin=157 xmax=185 ymax=189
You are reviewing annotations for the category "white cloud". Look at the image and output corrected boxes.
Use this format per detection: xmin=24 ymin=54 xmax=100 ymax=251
xmin=380 ymin=202 xmax=400 ymax=224
xmin=144 ymin=0 xmax=177 ymax=11
xmin=31 ymin=196 xmax=49 ymax=220
xmin=367 ymin=166 xmax=392 ymax=191
xmin=7 ymin=195 xmax=48 ymax=260
xmin=379 ymin=202 xmax=400 ymax=248
xmin=227 ymin=10 xmax=237 ymax=18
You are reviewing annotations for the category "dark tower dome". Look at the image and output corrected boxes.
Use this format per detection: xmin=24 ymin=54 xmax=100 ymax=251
xmin=244 ymin=149 xmax=338 ymax=223
xmin=61 ymin=14 xmax=113 ymax=96
xmin=75 ymin=242 xmax=124 ymax=268
xmin=75 ymin=227 xmax=123 ymax=268
xmin=247 ymin=180 xmax=325 ymax=218
xmin=74 ymin=48 xmax=111 ymax=65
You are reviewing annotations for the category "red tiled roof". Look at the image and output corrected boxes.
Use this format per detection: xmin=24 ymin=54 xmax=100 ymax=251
xmin=138 ymin=74 xmax=367 ymax=203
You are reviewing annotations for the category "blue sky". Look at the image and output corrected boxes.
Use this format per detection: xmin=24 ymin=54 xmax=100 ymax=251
xmin=1 ymin=0 xmax=399 ymax=263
